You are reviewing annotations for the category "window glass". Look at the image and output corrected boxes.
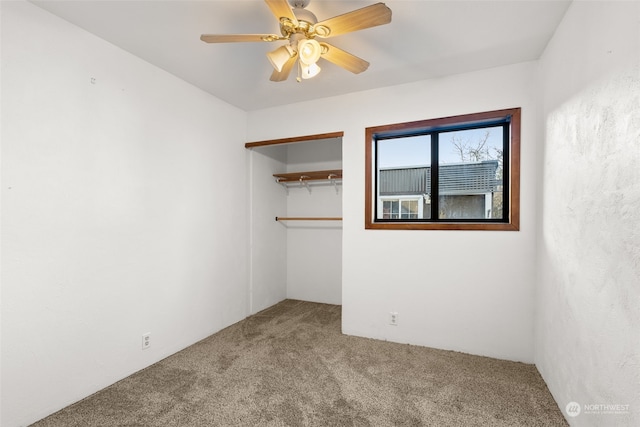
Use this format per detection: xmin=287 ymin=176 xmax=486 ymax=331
xmin=377 ymin=135 xmax=431 ymax=220
xmin=365 ymin=108 xmax=520 ymax=231
xmin=438 ymin=127 xmax=503 ymax=219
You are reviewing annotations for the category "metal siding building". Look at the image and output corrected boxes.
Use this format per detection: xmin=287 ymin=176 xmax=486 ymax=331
xmin=378 ymin=160 xmax=500 ymax=219
xmin=379 ymin=160 xmax=499 ymax=196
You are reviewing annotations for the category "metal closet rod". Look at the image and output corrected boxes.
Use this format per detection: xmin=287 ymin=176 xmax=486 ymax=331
xmin=275 ymin=217 xmax=343 ymax=221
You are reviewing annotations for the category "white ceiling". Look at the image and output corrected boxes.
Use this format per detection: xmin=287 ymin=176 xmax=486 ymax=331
xmin=30 ymin=0 xmax=571 ymax=111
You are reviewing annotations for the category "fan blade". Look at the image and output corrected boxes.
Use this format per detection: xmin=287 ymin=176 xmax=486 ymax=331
xmin=314 ymin=3 xmax=392 ymax=38
xmin=200 ymin=34 xmax=280 ymax=43
xmin=320 ymin=43 xmax=369 ymax=74
xmin=264 ymin=0 xmax=299 ymax=26
xmin=270 ymin=55 xmax=297 ymax=82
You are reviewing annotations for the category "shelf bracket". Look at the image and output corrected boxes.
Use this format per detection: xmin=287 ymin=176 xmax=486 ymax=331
xmin=299 ymin=175 xmax=311 ymax=194
xmin=328 ymin=173 xmax=339 ymax=195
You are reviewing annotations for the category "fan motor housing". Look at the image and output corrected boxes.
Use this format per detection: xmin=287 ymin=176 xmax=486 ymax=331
xmin=289 ymin=0 xmax=311 ymax=8
xmin=293 ymin=8 xmax=318 ymax=25
xmin=281 ymin=8 xmax=318 ymax=39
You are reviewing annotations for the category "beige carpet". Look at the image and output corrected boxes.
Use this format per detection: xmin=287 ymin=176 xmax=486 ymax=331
xmin=32 ymin=300 xmax=567 ymax=426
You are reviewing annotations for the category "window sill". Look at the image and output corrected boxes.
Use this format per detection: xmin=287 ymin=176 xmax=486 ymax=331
xmin=364 ymin=221 xmax=519 ymax=231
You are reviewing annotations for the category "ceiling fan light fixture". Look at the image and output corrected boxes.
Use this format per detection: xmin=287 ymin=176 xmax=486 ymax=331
xmin=298 ymin=39 xmax=322 ymax=65
xmin=201 ymin=0 xmax=393 ymax=83
xmin=266 ymin=44 xmax=295 ymax=72
xmin=300 ymin=62 xmax=321 ymax=79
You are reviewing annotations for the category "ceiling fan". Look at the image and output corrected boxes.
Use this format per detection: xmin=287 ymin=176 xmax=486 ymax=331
xmin=200 ymin=0 xmax=392 ymax=82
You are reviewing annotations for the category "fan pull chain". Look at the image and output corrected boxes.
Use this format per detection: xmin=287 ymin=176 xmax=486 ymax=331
xmin=296 ymin=60 xmax=302 ymax=83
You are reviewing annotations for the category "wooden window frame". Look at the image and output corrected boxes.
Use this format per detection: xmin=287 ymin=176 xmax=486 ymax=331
xmin=365 ymin=108 xmax=520 ymax=231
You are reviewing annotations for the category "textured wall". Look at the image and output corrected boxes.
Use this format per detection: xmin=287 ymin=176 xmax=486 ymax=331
xmin=536 ymin=1 xmax=640 ymax=425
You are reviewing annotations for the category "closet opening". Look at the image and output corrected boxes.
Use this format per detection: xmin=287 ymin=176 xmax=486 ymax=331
xmin=246 ymin=132 xmax=343 ymax=315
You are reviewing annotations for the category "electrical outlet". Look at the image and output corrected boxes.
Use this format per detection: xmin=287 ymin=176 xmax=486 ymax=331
xmin=389 ymin=312 xmax=398 ymax=326
xmin=142 ymin=333 xmax=151 ymax=350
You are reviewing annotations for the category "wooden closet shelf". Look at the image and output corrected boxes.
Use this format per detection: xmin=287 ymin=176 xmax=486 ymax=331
xmin=273 ymin=169 xmax=342 ymax=183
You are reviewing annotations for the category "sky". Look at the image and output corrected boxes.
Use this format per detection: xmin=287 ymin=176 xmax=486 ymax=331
xmin=378 ymin=126 xmax=503 ymax=168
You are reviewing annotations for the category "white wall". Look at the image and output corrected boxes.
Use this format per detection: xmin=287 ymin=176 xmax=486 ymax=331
xmin=285 ymin=140 xmax=342 ymax=304
xmin=248 ymin=60 xmax=539 ymax=363
xmin=1 ymin=2 xmax=248 ymax=426
xmin=248 ymin=145 xmax=288 ymax=313
xmin=536 ymin=1 xmax=640 ymax=425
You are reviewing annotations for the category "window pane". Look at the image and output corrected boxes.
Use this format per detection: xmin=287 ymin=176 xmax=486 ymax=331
xmin=377 ymin=135 xmax=431 ymax=220
xmin=383 ymin=200 xmax=400 ymax=219
xmin=390 ymin=200 xmax=399 ymax=218
xmin=401 ymin=200 xmax=418 ymax=219
xmin=382 ymin=200 xmax=393 ymax=219
xmin=438 ymin=127 xmax=503 ymax=219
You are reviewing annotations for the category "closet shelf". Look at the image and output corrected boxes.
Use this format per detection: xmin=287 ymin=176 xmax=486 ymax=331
xmin=273 ymin=169 xmax=342 ymax=194
xmin=273 ymin=169 xmax=342 ymax=183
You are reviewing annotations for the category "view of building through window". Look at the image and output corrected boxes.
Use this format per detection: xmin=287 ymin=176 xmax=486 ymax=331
xmin=366 ymin=107 xmax=519 ymax=230
xmin=376 ymin=127 xmax=504 ymax=221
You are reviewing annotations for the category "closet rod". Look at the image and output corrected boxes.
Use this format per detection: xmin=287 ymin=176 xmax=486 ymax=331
xmin=275 ymin=217 xmax=343 ymax=221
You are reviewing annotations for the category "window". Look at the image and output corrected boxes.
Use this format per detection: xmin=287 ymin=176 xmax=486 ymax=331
xmin=380 ymin=197 xmax=422 ymax=219
xmin=365 ymin=108 xmax=520 ymax=230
